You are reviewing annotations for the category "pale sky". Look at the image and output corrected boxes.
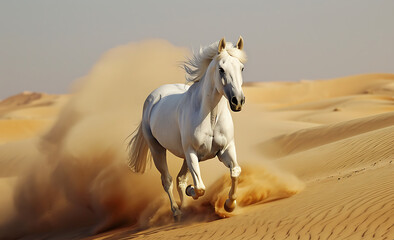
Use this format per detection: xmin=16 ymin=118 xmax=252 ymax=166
xmin=1 ymin=1 xmax=394 ymax=99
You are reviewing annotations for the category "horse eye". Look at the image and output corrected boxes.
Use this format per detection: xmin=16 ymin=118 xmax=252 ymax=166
xmin=219 ymin=67 xmax=224 ymax=73
xmin=241 ymin=67 xmax=244 ymax=72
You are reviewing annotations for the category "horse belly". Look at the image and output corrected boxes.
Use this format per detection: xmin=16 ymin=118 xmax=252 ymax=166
xmin=149 ymin=96 xmax=185 ymax=158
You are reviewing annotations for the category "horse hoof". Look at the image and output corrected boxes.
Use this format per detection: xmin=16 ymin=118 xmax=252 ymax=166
xmin=195 ymin=188 xmax=205 ymax=197
xmin=185 ymin=185 xmax=193 ymax=197
xmin=224 ymin=199 xmax=236 ymax=212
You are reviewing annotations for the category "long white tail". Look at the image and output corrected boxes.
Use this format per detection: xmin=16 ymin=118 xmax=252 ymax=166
xmin=127 ymin=122 xmax=152 ymax=173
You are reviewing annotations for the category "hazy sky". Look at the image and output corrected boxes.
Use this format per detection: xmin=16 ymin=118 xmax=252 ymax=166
xmin=1 ymin=1 xmax=394 ymax=99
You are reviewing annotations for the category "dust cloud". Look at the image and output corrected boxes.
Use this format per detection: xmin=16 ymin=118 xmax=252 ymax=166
xmin=0 ymin=40 xmax=303 ymax=239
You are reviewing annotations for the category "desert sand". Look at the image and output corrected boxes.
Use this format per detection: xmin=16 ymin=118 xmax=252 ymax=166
xmin=0 ymin=40 xmax=393 ymax=239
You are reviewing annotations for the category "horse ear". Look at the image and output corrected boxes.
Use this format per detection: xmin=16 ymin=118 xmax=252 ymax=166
xmin=236 ymin=36 xmax=244 ymax=50
xmin=218 ymin=37 xmax=226 ymax=53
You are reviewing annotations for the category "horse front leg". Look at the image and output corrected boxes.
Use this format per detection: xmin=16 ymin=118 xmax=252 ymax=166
xmin=184 ymin=149 xmax=206 ymax=199
xmin=218 ymin=141 xmax=241 ymax=212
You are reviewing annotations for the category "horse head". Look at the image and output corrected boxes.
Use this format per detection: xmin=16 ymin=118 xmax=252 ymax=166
xmin=215 ymin=36 xmax=246 ymax=112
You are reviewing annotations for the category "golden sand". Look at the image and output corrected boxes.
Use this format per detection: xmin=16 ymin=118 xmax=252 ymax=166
xmin=0 ymin=40 xmax=392 ymax=239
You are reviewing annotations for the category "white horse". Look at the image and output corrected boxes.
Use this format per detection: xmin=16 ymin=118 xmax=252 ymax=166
xmin=128 ymin=37 xmax=246 ymax=220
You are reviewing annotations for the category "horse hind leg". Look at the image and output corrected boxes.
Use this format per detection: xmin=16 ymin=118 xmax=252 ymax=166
xmin=176 ymin=159 xmax=189 ymax=209
xmin=146 ymin=134 xmax=182 ymax=221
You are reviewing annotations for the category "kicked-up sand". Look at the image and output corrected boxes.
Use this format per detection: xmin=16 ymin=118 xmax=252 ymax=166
xmin=0 ymin=40 xmax=392 ymax=239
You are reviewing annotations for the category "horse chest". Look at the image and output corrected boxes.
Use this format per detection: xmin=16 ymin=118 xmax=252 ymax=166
xmin=193 ymin=127 xmax=227 ymax=160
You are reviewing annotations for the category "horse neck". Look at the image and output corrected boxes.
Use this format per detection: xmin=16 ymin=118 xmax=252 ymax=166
xmin=194 ymin=62 xmax=227 ymax=122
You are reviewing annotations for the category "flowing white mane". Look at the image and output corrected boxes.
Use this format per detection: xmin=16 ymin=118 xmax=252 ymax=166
xmin=183 ymin=41 xmax=247 ymax=83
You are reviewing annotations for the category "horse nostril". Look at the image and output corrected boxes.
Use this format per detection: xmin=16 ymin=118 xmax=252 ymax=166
xmin=231 ymin=96 xmax=238 ymax=105
xmin=241 ymin=96 xmax=245 ymax=105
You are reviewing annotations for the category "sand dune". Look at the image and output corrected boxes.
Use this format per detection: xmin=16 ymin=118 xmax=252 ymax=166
xmin=261 ymin=112 xmax=394 ymax=159
xmin=0 ymin=92 xmax=68 ymax=144
xmin=0 ymin=40 xmax=393 ymax=239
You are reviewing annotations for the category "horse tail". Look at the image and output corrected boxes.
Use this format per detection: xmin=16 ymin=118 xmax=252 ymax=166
xmin=127 ymin=122 xmax=152 ymax=173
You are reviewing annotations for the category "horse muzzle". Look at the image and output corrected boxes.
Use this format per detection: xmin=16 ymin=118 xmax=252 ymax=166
xmin=229 ymin=95 xmax=245 ymax=112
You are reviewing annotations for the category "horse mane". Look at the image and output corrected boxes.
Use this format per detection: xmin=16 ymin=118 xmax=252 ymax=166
xmin=183 ymin=40 xmax=247 ymax=83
